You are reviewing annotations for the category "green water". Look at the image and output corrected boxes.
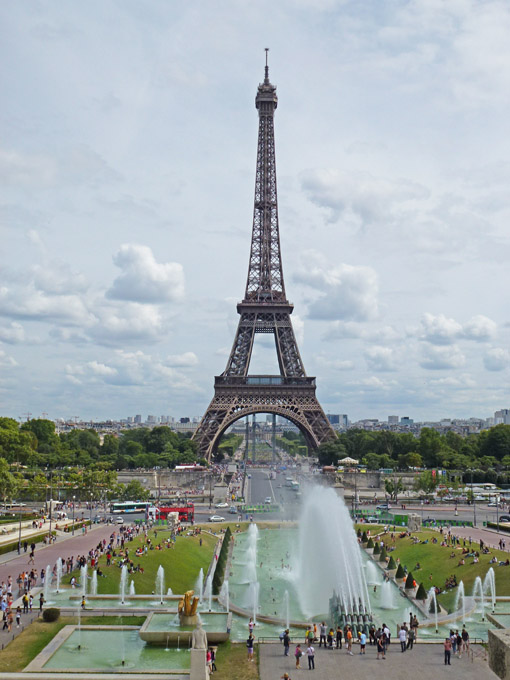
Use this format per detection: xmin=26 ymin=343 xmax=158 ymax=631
xmin=44 ymin=629 xmax=191 ymax=670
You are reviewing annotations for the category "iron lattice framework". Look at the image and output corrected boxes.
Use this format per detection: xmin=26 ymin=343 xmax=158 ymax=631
xmin=194 ymin=57 xmax=336 ymax=460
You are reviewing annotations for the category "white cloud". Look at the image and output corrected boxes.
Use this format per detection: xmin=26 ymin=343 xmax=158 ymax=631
xmin=316 ymin=355 xmax=354 ymax=371
xmin=0 ymin=148 xmax=56 ymax=186
xmin=91 ymin=303 xmax=165 ymax=345
xmin=420 ymin=345 xmax=466 ymax=370
xmin=167 ymin=352 xmax=199 ymax=367
xmin=107 ymin=244 xmax=185 ymax=303
xmin=322 ymin=321 xmax=366 ymax=341
xmin=33 ymin=263 xmax=89 ymax=295
xmin=0 ymin=349 xmax=18 ymax=368
xmin=0 ymin=322 xmax=25 ymax=344
xmin=419 ymin=313 xmax=497 ymax=345
xmin=364 ymin=346 xmax=396 ymax=372
xmin=484 ymin=348 xmax=510 ymax=372
xmin=88 ymin=360 xmax=117 ymax=376
xmin=462 ymin=315 xmax=497 ymax=342
xmin=295 ymin=255 xmax=379 ymax=322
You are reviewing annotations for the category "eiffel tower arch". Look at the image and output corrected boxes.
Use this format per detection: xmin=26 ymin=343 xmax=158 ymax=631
xmin=194 ymin=54 xmax=336 ymax=461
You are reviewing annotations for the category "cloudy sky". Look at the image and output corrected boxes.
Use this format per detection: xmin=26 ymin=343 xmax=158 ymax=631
xmin=2 ymin=0 xmax=510 ymax=424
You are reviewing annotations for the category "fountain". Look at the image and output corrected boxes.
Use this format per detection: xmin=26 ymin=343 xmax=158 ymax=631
xmin=282 ymin=590 xmax=290 ymax=629
xmin=426 ymin=587 xmax=439 ymax=633
xmin=194 ymin=568 xmax=204 ymax=601
xmin=91 ymin=571 xmax=98 ymax=596
xmin=473 ymin=576 xmax=485 ymax=620
xmin=43 ymin=564 xmax=53 ymax=602
xmin=156 ymin=566 xmax=165 ymax=605
xmin=249 ymin=581 xmax=260 ymax=623
xmin=55 ymin=558 xmax=63 ymax=593
xmin=365 ymin=560 xmax=379 ymax=586
xmin=81 ymin=564 xmax=88 ymax=598
xmin=453 ymin=581 xmax=466 ymax=625
xmin=203 ymin=574 xmax=213 ymax=612
xmin=177 ymin=590 xmax=200 ymax=626
xmin=484 ymin=567 xmax=496 ymax=613
xmin=167 ymin=587 xmax=173 ymax=596
xmin=219 ymin=579 xmax=229 ymax=613
xmin=380 ymin=581 xmax=394 ymax=609
xmin=119 ymin=565 xmax=128 ymax=605
xmin=295 ymin=486 xmax=371 ymax=619
xmin=130 ymin=581 xmax=136 ymax=596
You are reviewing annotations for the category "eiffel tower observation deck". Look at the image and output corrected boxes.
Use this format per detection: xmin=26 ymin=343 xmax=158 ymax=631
xmin=193 ymin=53 xmax=336 ymax=461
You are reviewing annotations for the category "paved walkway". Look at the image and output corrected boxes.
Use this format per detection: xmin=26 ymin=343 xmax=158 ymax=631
xmin=260 ymin=641 xmax=496 ymax=680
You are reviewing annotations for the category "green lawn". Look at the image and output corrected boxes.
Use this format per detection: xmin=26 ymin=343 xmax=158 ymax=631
xmin=213 ymin=641 xmax=259 ymax=680
xmin=379 ymin=529 xmax=509 ymax=612
xmin=63 ymin=528 xmax=218 ymax=595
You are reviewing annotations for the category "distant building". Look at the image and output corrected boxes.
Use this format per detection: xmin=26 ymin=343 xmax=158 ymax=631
xmin=134 ymin=414 xmax=142 ymax=424
xmin=400 ymin=416 xmax=414 ymax=426
xmin=180 ymin=417 xmax=190 ymax=424
xmin=495 ymin=409 xmax=510 ymax=425
xmin=146 ymin=415 xmax=156 ymax=424
xmin=388 ymin=415 xmax=399 ymax=425
xmin=327 ymin=414 xmax=340 ymax=425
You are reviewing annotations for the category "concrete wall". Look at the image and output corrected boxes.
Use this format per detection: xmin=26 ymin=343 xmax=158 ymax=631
xmin=489 ymin=629 xmax=510 ymax=680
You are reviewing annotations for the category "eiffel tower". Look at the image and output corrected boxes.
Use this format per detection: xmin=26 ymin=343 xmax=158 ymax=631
xmin=194 ymin=54 xmax=336 ymax=461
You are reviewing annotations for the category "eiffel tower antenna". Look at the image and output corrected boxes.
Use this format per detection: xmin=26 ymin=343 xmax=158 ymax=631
xmin=194 ymin=55 xmax=336 ymax=461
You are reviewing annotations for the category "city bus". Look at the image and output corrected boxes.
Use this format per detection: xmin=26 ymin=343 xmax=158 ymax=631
xmin=110 ymin=501 xmax=151 ymax=514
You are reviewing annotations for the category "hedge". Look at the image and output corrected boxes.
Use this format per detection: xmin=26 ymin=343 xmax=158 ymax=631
xmin=405 ymin=572 xmax=414 ymax=589
xmin=212 ymin=527 xmax=232 ymax=595
xmin=373 ymin=542 xmax=380 ymax=555
xmin=395 ymin=563 xmax=405 ymax=579
xmin=387 ymin=556 xmax=397 ymax=570
xmin=379 ymin=548 xmax=387 ymax=563
xmin=362 ymin=531 xmax=368 ymax=543
xmin=43 ymin=608 xmax=60 ymax=622
xmin=367 ymin=537 xmax=374 ymax=549
xmin=415 ymin=583 xmax=427 ymax=600
xmin=0 ymin=530 xmax=56 ymax=556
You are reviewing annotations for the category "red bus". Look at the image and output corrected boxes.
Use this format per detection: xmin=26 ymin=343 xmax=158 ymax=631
xmin=149 ymin=503 xmax=194 ymax=523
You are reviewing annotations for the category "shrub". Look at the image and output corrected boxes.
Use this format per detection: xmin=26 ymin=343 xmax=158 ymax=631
xmin=395 ymin=563 xmax=405 ymax=579
xmin=405 ymin=572 xmax=414 ymax=589
xmin=367 ymin=537 xmax=374 ymax=549
xmin=362 ymin=531 xmax=368 ymax=543
xmin=387 ymin=556 xmax=397 ymax=570
xmin=43 ymin=608 xmax=60 ymax=622
xmin=373 ymin=542 xmax=380 ymax=555
xmin=415 ymin=583 xmax=427 ymax=600
xmin=379 ymin=548 xmax=387 ymax=563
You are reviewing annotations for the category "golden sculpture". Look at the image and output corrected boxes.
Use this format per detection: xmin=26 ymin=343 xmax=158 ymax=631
xmin=178 ymin=590 xmax=199 ymax=617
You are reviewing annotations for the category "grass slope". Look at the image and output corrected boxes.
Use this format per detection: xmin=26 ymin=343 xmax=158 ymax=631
xmin=379 ymin=529 xmax=509 ymax=611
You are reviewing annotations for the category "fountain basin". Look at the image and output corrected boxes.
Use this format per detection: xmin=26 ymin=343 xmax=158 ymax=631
xmin=139 ymin=611 xmax=231 ymax=645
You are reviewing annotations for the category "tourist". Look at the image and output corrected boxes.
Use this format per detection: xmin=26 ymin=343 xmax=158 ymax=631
xmin=295 ymin=643 xmax=302 ymax=669
xmin=306 ymin=642 xmax=315 ymax=669
xmin=399 ymin=624 xmax=407 ymax=652
xmin=39 ymin=593 xmax=44 ymax=611
xmin=327 ymin=628 xmax=334 ymax=648
xmin=345 ymin=626 xmax=353 ymax=655
xmin=444 ymin=637 xmax=452 ymax=665
xmin=456 ymin=631 xmax=462 ymax=657
xmin=206 ymin=648 xmax=213 ymax=673
xmin=248 ymin=616 xmax=255 ymax=634
xmin=383 ymin=623 xmax=390 ymax=648
xmin=319 ymin=621 xmax=327 ymax=647
xmin=406 ymin=627 xmax=415 ymax=650
xmin=210 ymin=647 xmax=217 ymax=672
xmin=376 ymin=632 xmax=385 ymax=660
xmin=359 ymin=630 xmax=366 ymax=654
xmin=336 ymin=625 xmax=343 ymax=649
xmin=246 ymin=634 xmax=254 ymax=661
xmin=281 ymin=673 xmax=291 ymax=680
xmin=15 ymin=606 xmax=21 ymax=628
xmin=283 ymin=629 xmax=291 ymax=656
xmin=461 ymin=626 xmax=470 ymax=653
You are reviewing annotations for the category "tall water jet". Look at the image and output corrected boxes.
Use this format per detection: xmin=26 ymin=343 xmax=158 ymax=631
xmin=219 ymin=580 xmax=230 ymax=613
xmin=91 ymin=570 xmax=98 ymax=596
xmin=249 ymin=581 xmax=260 ymax=623
xmin=80 ymin=564 xmax=88 ymax=598
xmin=380 ymin=581 xmax=394 ymax=609
xmin=156 ymin=565 xmax=165 ymax=605
xmin=294 ymin=486 xmax=371 ymax=618
xmin=245 ymin=524 xmax=259 ymax=585
xmin=204 ymin=574 xmax=213 ymax=612
xmin=55 ymin=558 xmax=63 ymax=593
xmin=483 ymin=567 xmax=496 ymax=612
xmin=365 ymin=561 xmax=379 ymax=586
xmin=167 ymin=587 xmax=173 ymax=596
xmin=473 ymin=576 xmax=485 ymax=620
xmin=283 ymin=590 xmax=290 ymax=629
xmin=43 ymin=564 xmax=52 ymax=602
xmin=129 ymin=581 xmax=136 ymax=596
xmin=119 ymin=564 xmax=128 ymax=605
xmin=426 ymin=587 xmax=439 ymax=632
xmin=195 ymin=569 xmax=204 ymax=601
xmin=454 ymin=580 xmax=465 ymax=625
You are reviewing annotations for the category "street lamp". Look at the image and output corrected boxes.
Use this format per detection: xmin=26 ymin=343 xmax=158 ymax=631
xmin=470 ymin=469 xmax=477 ymax=527
xmin=17 ymin=506 xmax=22 ymax=554
xmin=49 ymin=497 xmax=53 ymax=542
xmin=72 ymin=495 xmax=75 ymax=536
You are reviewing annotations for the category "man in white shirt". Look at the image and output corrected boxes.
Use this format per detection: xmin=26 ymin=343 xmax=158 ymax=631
xmin=307 ymin=644 xmax=315 ymax=670
xmin=399 ymin=625 xmax=407 ymax=652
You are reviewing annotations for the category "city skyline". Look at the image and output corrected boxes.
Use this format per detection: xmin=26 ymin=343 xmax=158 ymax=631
xmin=2 ymin=2 xmax=510 ymax=424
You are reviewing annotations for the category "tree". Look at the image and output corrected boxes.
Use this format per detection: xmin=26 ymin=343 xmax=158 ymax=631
xmin=0 ymin=458 xmax=19 ymax=505
xmin=414 ymin=471 xmax=438 ymax=495
xmin=395 ymin=563 xmax=405 ymax=579
xmin=415 ymin=583 xmax=427 ymax=600
xmin=387 ymin=556 xmax=397 ymax=570
xmin=317 ymin=440 xmax=347 ymax=467
xmin=118 ymin=480 xmax=150 ymax=501
xmin=384 ymin=477 xmax=404 ymax=502
xmin=398 ymin=452 xmax=423 ymax=469
xmin=405 ymin=572 xmax=414 ymax=589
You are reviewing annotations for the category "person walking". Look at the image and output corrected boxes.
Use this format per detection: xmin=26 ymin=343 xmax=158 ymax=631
xmin=406 ymin=627 xmax=415 ymax=650
xmin=15 ymin=606 xmax=21 ymax=628
xmin=359 ymin=631 xmax=367 ymax=654
xmin=399 ymin=625 xmax=407 ymax=652
xmin=345 ymin=626 xmax=353 ymax=655
xmin=319 ymin=622 xmax=327 ymax=648
xmin=335 ymin=626 xmax=342 ymax=649
xmin=283 ymin=630 xmax=291 ymax=657
xmin=306 ymin=643 xmax=315 ymax=670
xmin=39 ymin=593 xmax=45 ymax=612
xmin=376 ymin=633 xmax=385 ymax=660
xmin=295 ymin=644 xmax=303 ymax=669
xmin=461 ymin=626 xmax=470 ymax=653
xmin=444 ymin=637 xmax=452 ymax=665
xmin=246 ymin=634 xmax=254 ymax=661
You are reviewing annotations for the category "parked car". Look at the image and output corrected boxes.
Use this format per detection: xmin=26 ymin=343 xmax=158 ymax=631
xmin=229 ymin=506 xmax=237 ymax=514
xmin=215 ymin=502 xmax=229 ymax=508
xmin=376 ymin=504 xmax=391 ymax=511
xmin=115 ymin=516 xmax=124 ymax=524
xmin=499 ymin=515 xmax=510 ymax=523
xmin=208 ymin=515 xmax=226 ymax=522
xmin=366 ymin=516 xmax=378 ymax=522
xmin=264 ymin=497 xmax=272 ymax=504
